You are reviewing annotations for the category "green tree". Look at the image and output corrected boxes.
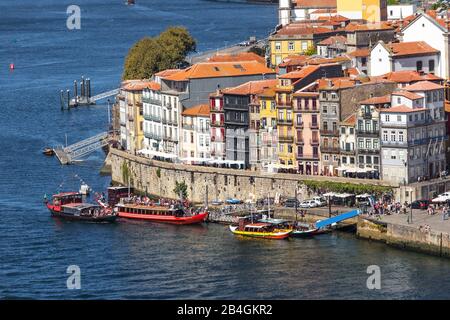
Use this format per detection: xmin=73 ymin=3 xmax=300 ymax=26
xmin=174 ymin=181 xmax=188 ymax=200
xmin=122 ymin=26 xmax=196 ymax=80
xmin=304 ymin=46 xmax=317 ymax=56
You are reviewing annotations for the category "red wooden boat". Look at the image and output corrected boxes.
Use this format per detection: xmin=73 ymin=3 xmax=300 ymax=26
xmin=115 ymin=203 xmax=208 ymax=225
xmin=45 ymin=192 xmax=117 ymax=223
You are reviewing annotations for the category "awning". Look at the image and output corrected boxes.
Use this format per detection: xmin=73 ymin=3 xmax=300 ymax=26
xmin=179 ymin=157 xmax=212 ymax=162
xmin=137 ymin=149 xmax=177 ymax=159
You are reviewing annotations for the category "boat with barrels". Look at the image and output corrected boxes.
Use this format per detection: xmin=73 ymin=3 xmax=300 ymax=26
xmin=45 ymin=192 xmax=117 ymax=223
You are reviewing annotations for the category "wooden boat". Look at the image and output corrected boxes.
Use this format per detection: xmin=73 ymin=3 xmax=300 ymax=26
xmin=229 ymin=223 xmax=292 ymax=240
xmin=115 ymin=203 xmax=208 ymax=225
xmin=290 ymin=221 xmax=332 ymax=238
xmin=43 ymin=147 xmax=54 ymax=156
xmin=45 ymin=192 xmax=117 ymax=223
xmin=126 ymin=0 xmax=135 ymax=5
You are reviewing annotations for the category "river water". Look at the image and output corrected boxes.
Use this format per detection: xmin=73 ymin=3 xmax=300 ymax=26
xmin=1 ymin=0 xmax=450 ymax=299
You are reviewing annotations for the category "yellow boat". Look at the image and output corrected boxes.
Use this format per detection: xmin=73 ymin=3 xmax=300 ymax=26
xmin=229 ymin=223 xmax=292 ymax=240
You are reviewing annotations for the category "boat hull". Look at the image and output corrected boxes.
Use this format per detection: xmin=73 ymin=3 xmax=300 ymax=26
xmin=47 ymin=205 xmax=117 ymax=223
xmin=117 ymin=211 xmax=208 ymax=225
xmin=291 ymin=228 xmax=331 ymax=238
xmin=229 ymin=225 xmax=291 ymax=240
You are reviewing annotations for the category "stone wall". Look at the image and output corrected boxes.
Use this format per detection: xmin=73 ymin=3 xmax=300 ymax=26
xmin=357 ymin=216 xmax=450 ymax=258
xmin=109 ymin=148 xmax=395 ymax=203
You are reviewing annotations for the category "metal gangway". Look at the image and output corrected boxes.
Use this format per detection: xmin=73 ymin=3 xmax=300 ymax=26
xmin=54 ymin=132 xmax=110 ymax=165
xmin=89 ymin=89 xmax=120 ymax=103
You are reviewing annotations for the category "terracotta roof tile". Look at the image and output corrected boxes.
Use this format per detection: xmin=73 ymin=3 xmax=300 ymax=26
xmin=392 ymin=90 xmax=423 ymax=100
xmin=318 ymin=35 xmax=347 ymax=46
xmin=341 ymin=114 xmax=356 ymax=125
xmin=347 ymin=48 xmax=370 ymax=57
xmin=359 ymin=95 xmax=391 ymax=105
xmin=345 ymin=22 xmax=394 ymax=32
xmin=222 ymin=79 xmax=277 ymax=96
xmin=207 ymin=52 xmax=265 ymax=64
xmin=404 ymin=81 xmax=444 ymax=91
xmin=383 ymin=41 xmax=439 ymax=57
xmin=279 ymin=65 xmax=320 ymax=80
xmin=161 ymin=61 xmax=275 ymax=81
xmin=381 ymin=105 xmax=427 ymax=113
xmin=123 ymin=80 xmax=155 ymax=91
xmin=294 ymin=0 xmax=336 ymax=9
xmin=181 ymin=104 xmax=210 ymax=117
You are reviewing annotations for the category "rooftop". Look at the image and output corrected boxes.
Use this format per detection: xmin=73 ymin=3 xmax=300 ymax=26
xmin=294 ymin=0 xmax=337 ymax=9
xmin=381 ymin=105 xmax=427 ymax=113
xmin=391 ymin=90 xmax=423 ymax=100
xmin=207 ymin=52 xmax=265 ymax=64
xmin=341 ymin=114 xmax=356 ymax=126
xmin=380 ymin=41 xmax=439 ymax=57
xmin=279 ymin=65 xmax=320 ymax=80
xmin=223 ymin=79 xmax=277 ymax=96
xmin=181 ymin=104 xmax=210 ymax=117
xmin=160 ymin=61 xmax=275 ymax=81
xmin=359 ymin=95 xmax=391 ymax=105
xmin=404 ymin=81 xmax=444 ymax=91
xmin=345 ymin=22 xmax=394 ymax=32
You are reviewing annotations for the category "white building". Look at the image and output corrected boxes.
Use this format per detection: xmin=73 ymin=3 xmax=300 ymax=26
xmin=369 ymin=41 xmax=440 ymax=77
xmin=387 ymin=4 xmax=416 ymax=20
xmin=181 ymin=104 xmax=211 ymax=162
xmin=402 ymin=12 xmax=450 ymax=79
xmin=142 ymin=82 xmax=163 ymax=152
xmin=279 ymin=0 xmax=337 ymax=25
xmin=339 ymin=114 xmax=357 ymax=176
xmin=380 ymin=81 xmax=447 ymax=185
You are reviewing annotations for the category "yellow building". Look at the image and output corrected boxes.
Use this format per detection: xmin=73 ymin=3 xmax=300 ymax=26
xmin=337 ymin=0 xmax=387 ymax=22
xmin=269 ymin=23 xmax=338 ymax=66
xmin=258 ymin=88 xmax=278 ymax=166
xmin=275 ymin=83 xmax=296 ymax=170
xmin=123 ymin=80 xmax=151 ymax=153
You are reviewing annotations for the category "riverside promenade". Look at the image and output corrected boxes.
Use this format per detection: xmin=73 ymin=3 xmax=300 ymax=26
xmin=357 ymin=210 xmax=450 ymax=258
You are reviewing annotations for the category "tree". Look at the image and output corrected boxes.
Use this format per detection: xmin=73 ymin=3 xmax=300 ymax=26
xmin=174 ymin=181 xmax=188 ymax=200
xmin=304 ymin=46 xmax=317 ymax=56
xmin=122 ymin=26 xmax=196 ymax=80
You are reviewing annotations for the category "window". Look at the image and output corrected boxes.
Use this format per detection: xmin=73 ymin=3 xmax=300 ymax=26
xmin=341 ymin=127 xmax=346 ymax=134
xmin=385 ymin=115 xmax=390 ymax=122
xmin=397 ymin=115 xmax=401 ymax=122
xmin=288 ymin=42 xmax=294 ymax=51
xmin=275 ymin=42 xmax=281 ymax=51
xmin=429 ymin=60 xmax=435 ymax=73
xmin=416 ymin=60 xmax=423 ymax=72
xmin=349 ymin=128 xmax=354 ymax=134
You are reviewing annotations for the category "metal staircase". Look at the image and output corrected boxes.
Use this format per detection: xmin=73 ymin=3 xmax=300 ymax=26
xmin=55 ymin=132 xmax=110 ymax=164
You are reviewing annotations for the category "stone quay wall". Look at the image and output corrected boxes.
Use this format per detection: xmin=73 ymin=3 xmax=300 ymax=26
xmin=109 ymin=148 xmax=395 ymax=203
xmin=357 ymin=217 xmax=450 ymax=258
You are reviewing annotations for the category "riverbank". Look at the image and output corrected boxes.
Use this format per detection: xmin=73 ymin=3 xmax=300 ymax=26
xmin=108 ymin=148 xmax=397 ymax=203
xmin=357 ymin=211 xmax=450 ymax=258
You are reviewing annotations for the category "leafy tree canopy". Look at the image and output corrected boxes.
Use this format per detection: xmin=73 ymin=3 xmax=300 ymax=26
xmin=123 ymin=26 xmax=196 ymax=80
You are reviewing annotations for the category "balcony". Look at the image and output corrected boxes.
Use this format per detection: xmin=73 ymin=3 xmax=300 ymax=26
xmin=358 ymin=148 xmax=379 ymax=154
xmin=144 ymin=114 xmax=161 ymax=122
xmin=277 ymin=99 xmax=292 ymax=107
xmin=297 ymin=153 xmax=320 ymax=160
xmin=295 ymin=121 xmax=304 ymax=129
xmin=321 ymin=146 xmax=340 ymax=153
xmin=380 ymin=140 xmax=408 ymax=147
xmin=310 ymin=138 xmax=319 ymax=146
xmin=341 ymin=148 xmax=355 ymax=155
xmin=296 ymin=138 xmax=305 ymax=145
xmin=320 ymin=129 xmax=339 ymax=136
xmin=277 ymin=119 xmax=293 ymax=125
xmin=279 ymin=135 xmax=294 ymax=143
xmin=144 ymin=132 xmax=161 ymax=141
xmin=211 ymin=135 xmax=224 ymax=143
xmin=211 ymin=121 xmax=223 ymax=127
xmin=142 ymin=97 xmax=162 ymax=106
xmin=356 ymin=129 xmax=379 ymax=137
xmin=310 ymin=123 xmax=319 ymax=130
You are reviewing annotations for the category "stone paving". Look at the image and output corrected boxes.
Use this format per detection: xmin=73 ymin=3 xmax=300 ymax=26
xmin=372 ymin=209 xmax=450 ymax=234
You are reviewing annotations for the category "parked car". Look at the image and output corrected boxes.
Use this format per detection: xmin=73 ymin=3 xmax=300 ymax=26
xmin=312 ymin=196 xmax=327 ymax=207
xmin=211 ymin=199 xmax=223 ymax=206
xmin=410 ymin=199 xmax=431 ymax=210
xmin=299 ymin=200 xmax=318 ymax=208
xmin=284 ymin=197 xmax=299 ymax=208
xmin=226 ymin=198 xmax=241 ymax=204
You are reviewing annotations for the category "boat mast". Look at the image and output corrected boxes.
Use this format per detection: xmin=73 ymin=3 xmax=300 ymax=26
xmin=267 ymin=193 xmax=270 ymax=219
xmin=128 ymin=175 xmax=131 ymax=199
